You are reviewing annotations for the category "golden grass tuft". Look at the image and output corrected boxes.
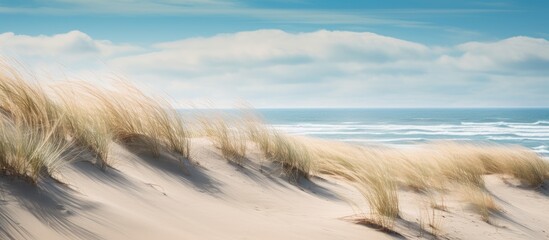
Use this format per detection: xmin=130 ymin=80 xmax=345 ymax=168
xmin=459 ymin=184 xmax=500 ymax=222
xmin=200 ymin=116 xmax=247 ymax=165
xmin=0 ymin=61 xmax=62 ymax=134
xmin=52 ymin=85 xmax=113 ymax=169
xmin=245 ymin=119 xmax=312 ymax=181
xmin=0 ymin=116 xmax=69 ymax=183
xmin=55 ymin=81 xmax=191 ymax=161
xmin=307 ymin=140 xmax=400 ymax=227
xmin=0 ymin=61 xmax=191 ymax=171
xmin=418 ymin=201 xmax=443 ymax=237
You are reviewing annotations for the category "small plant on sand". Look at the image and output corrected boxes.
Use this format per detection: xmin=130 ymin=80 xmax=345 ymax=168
xmin=201 ymin=116 xmax=247 ymax=165
xmin=57 ymin=81 xmax=191 ymax=161
xmin=355 ymin=163 xmax=399 ymax=228
xmin=53 ymin=86 xmax=113 ymax=169
xmin=429 ymin=193 xmax=447 ymax=212
xmin=419 ymin=203 xmax=442 ymax=237
xmin=459 ymin=184 xmax=500 ymax=222
xmin=0 ymin=116 xmax=69 ymax=183
xmin=246 ymin=120 xmax=312 ymax=181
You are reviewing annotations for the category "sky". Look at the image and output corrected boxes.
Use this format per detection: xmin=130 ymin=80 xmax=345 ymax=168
xmin=0 ymin=0 xmax=548 ymax=108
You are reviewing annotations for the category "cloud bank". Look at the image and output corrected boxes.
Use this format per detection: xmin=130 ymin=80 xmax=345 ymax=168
xmin=0 ymin=30 xmax=548 ymax=107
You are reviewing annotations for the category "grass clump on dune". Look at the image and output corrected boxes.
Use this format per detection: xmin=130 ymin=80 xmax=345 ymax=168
xmin=474 ymin=145 xmax=547 ymax=187
xmin=56 ymin=81 xmax=191 ymax=161
xmin=0 ymin=62 xmax=62 ymax=134
xmin=269 ymin=133 xmax=312 ymax=181
xmin=459 ymin=184 xmax=500 ymax=222
xmin=201 ymin=116 xmax=247 ymax=165
xmin=52 ymin=85 xmax=113 ymax=169
xmin=0 ymin=62 xmax=191 ymax=171
xmin=310 ymin=142 xmax=400 ymax=227
xmin=309 ymin=140 xmax=548 ymax=225
xmin=246 ymin=120 xmax=312 ymax=181
xmin=0 ymin=116 xmax=68 ymax=184
xmin=0 ymin=61 xmax=70 ymax=182
xmin=88 ymin=82 xmax=189 ymax=159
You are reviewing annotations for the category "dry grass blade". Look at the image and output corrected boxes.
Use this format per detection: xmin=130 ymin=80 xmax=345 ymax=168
xmin=0 ymin=116 xmax=69 ymax=183
xmin=245 ymin=119 xmax=312 ymax=181
xmin=459 ymin=184 xmax=500 ymax=222
xmin=201 ymin=116 xmax=247 ymax=165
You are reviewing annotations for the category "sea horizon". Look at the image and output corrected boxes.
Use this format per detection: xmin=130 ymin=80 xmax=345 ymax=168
xmin=180 ymin=108 xmax=549 ymax=157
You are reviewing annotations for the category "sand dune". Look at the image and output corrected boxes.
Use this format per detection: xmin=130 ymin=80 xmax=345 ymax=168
xmin=1 ymin=63 xmax=548 ymax=239
xmin=1 ymin=139 xmax=391 ymax=240
xmin=0 ymin=138 xmax=547 ymax=239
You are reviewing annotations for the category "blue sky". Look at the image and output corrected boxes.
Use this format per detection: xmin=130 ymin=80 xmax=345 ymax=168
xmin=0 ymin=0 xmax=548 ymax=107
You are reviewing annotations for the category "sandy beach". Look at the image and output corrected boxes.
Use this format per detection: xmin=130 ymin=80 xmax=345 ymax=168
xmin=0 ymin=61 xmax=548 ymax=239
xmin=1 ymin=137 xmax=548 ymax=239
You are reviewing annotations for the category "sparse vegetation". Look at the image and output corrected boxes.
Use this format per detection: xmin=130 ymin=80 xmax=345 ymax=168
xmin=0 ymin=116 xmax=69 ymax=183
xmin=0 ymin=62 xmax=191 ymax=177
xmin=201 ymin=116 xmax=247 ymax=165
xmin=459 ymin=184 xmax=500 ymax=222
xmin=0 ymin=61 xmax=548 ymax=234
xmin=419 ymin=201 xmax=442 ymax=237
xmin=246 ymin=119 xmax=312 ymax=180
xmin=66 ymin=81 xmax=191 ymax=159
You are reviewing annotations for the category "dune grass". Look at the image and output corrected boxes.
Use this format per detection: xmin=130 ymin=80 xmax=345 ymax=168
xmin=459 ymin=184 xmax=500 ymax=222
xmin=303 ymin=139 xmax=548 ymax=225
xmin=0 ymin=61 xmax=71 ymax=182
xmin=422 ymin=205 xmax=442 ymax=237
xmin=0 ymin=62 xmax=191 ymax=173
xmin=431 ymin=142 xmax=547 ymax=188
xmin=200 ymin=116 xmax=247 ymax=165
xmin=52 ymin=85 xmax=113 ymax=169
xmin=308 ymin=141 xmax=400 ymax=227
xmin=246 ymin=119 xmax=312 ymax=181
xmin=66 ymin=81 xmax=191 ymax=160
xmin=0 ymin=116 xmax=69 ymax=183
xmin=0 ymin=61 xmax=62 ymax=134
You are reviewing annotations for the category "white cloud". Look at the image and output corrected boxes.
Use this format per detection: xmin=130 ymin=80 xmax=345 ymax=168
xmin=0 ymin=30 xmax=138 ymax=58
xmin=0 ymin=30 xmax=141 ymax=81
xmin=437 ymin=36 xmax=549 ymax=72
xmin=111 ymin=30 xmax=430 ymax=73
xmin=0 ymin=30 xmax=548 ymax=107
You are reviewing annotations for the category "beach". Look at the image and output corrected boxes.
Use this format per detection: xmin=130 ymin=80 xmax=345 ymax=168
xmin=2 ymin=139 xmax=548 ymax=239
xmin=0 ymin=63 xmax=548 ymax=240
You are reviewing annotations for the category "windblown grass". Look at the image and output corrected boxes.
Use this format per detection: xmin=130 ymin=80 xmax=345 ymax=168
xmin=0 ymin=62 xmax=191 ymax=172
xmin=459 ymin=184 xmax=500 ymax=222
xmin=0 ymin=116 xmax=68 ymax=183
xmin=52 ymin=85 xmax=113 ymax=169
xmin=354 ymin=163 xmax=399 ymax=227
xmin=0 ymin=61 xmax=70 ymax=182
xmin=0 ymin=61 xmax=62 ymax=134
xmin=74 ymin=81 xmax=190 ymax=159
xmin=428 ymin=142 xmax=547 ymax=188
xmin=200 ymin=116 xmax=247 ymax=165
xmin=419 ymin=202 xmax=442 ymax=237
xmin=303 ymin=139 xmax=547 ymax=226
xmin=309 ymin=141 xmax=400 ymax=227
xmin=246 ymin=120 xmax=312 ymax=181
xmin=54 ymin=81 xmax=191 ymax=161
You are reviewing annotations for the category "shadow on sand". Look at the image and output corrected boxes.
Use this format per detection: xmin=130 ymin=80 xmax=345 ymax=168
xmin=0 ymin=177 xmax=106 ymax=240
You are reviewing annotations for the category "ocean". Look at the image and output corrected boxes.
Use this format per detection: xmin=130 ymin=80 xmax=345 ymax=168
xmin=255 ymin=108 xmax=549 ymax=157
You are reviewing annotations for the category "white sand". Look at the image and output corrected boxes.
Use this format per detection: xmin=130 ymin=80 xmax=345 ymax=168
xmin=1 ymin=138 xmax=548 ymax=239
